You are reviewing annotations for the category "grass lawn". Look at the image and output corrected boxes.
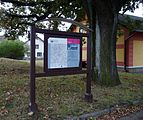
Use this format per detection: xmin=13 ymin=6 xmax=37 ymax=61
xmin=0 ymin=58 xmax=143 ymax=120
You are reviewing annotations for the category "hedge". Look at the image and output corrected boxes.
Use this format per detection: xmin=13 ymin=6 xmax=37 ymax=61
xmin=0 ymin=40 xmax=25 ymax=59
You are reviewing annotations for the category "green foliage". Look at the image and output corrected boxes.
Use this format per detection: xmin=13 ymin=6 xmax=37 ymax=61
xmin=116 ymin=25 xmax=124 ymax=41
xmin=0 ymin=0 xmax=142 ymax=39
xmin=0 ymin=0 xmax=84 ymax=39
xmin=0 ymin=40 xmax=25 ymax=59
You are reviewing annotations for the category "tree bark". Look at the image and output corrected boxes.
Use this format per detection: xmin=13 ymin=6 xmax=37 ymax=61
xmin=95 ymin=0 xmax=121 ymax=86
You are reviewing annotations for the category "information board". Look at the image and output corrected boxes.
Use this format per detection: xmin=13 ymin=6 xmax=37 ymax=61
xmin=48 ymin=37 xmax=80 ymax=69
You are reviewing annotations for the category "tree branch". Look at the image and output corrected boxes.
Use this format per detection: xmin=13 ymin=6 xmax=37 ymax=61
xmin=6 ymin=12 xmax=38 ymax=18
xmin=1 ymin=0 xmax=37 ymax=6
xmin=34 ymin=11 xmax=52 ymax=23
xmin=1 ymin=0 xmax=55 ymax=7
xmin=1 ymin=0 xmax=75 ymax=7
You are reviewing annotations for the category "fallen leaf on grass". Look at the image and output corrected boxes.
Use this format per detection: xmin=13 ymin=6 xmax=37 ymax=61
xmin=97 ymin=105 xmax=143 ymax=120
xmin=0 ymin=106 xmax=8 ymax=116
xmin=28 ymin=111 xmax=34 ymax=116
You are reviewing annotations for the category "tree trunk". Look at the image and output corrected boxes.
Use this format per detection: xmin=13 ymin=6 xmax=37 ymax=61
xmin=95 ymin=0 xmax=121 ymax=86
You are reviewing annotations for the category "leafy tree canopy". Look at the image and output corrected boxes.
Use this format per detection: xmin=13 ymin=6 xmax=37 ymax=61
xmin=0 ymin=0 xmax=84 ymax=39
xmin=0 ymin=0 xmax=142 ymax=39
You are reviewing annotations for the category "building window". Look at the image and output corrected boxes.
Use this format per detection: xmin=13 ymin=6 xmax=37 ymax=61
xmin=37 ymin=52 xmax=42 ymax=57
xmin=35 ymin=44 xmax=39 ymax=49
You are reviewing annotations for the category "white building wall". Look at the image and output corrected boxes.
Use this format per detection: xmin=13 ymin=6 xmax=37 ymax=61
xmin=24 ymin=38 xmax=44 ymax=59
xmin=35 ymin=39 xmax=44 ymax=58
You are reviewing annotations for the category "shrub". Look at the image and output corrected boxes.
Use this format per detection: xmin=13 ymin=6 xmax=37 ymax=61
xmin=0 ymin=40 xmax=25 ymax=59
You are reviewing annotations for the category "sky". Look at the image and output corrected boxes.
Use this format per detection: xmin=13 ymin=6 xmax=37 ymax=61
xmin=123 ymin=4 xmax=143 ymax=17
xmin=0 ymin=4 xmax=143 ymax=41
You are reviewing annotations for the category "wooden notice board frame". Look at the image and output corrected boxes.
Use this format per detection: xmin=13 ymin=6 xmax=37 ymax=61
xmin=29 ymin=18 xmax=93 ymax=113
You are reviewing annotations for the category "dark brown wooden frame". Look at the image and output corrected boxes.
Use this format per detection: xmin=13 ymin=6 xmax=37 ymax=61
xmin=29 ymin=20 xmax=93 ymax=113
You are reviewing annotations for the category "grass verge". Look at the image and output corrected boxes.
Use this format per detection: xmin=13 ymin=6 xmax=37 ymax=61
xmin=0 ymin=58 xmax=143 ymax=120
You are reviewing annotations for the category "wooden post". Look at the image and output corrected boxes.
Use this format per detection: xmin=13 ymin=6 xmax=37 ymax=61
xmin=85 ymin=32 xmax=93 ymax=102
xmin=29 ymin=25 xmax=38 ymax=113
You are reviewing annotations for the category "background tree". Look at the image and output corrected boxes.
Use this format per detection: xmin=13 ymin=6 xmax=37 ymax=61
xmin=1 ymin=0 xmax=143 ymax=86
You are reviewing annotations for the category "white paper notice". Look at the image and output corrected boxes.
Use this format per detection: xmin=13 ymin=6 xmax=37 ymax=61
xmin=48 ymin=37 xmax=80 ymax=69
xmin=48 ymin=37 xmax=67 ymax=68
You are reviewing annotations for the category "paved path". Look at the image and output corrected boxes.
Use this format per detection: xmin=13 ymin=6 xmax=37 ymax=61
xmin=119 ymin=110 xmax=143 ymax=120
